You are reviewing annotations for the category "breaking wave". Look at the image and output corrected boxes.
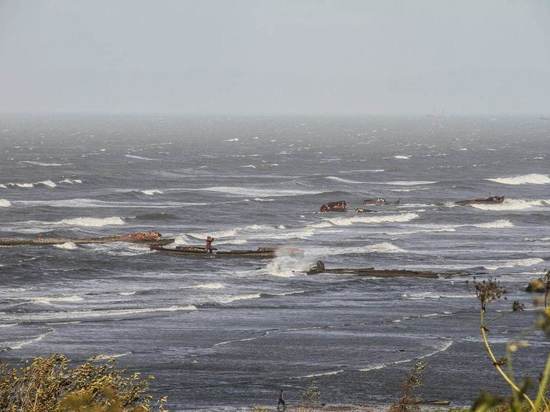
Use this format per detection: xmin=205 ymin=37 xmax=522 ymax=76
xmin=365 ymin=242 xmax=407 ymax=253
xmin=57 ymin=216 xmax=125 ymax=227
xmin=16 ymin=198 xmax=205 ymax=208
xmin=325 ymin=212 xmax=419 ymax=226
xmin=471 ymin=199 xmax=549 ymax=211
xmin=54 ymin=242 xmax=78 ymax=250
xmin=487 ymin=174 xmax=550 ymax=185
xmin=326 ymin=176 xmax=365 ymax=184
xmin=298 ymin=369 xmax=345 ymax=379
xmin=310 ymin=242 xmax=407 ymax=257
xmin=472 ymin=219 xmax=514 ymax=229
xmin=32 ymin=295 xmax=84 ymax=305
xmin=20 ymin=161 xmax=66 ymax=166
xmin=484 ymin=258 xmax=545 ymax=270
xmin=192 ymin=282 xmax=225 ymax=290
xmin=394 ymin=155 xmax=410 ymax=159
xmin=125 ymin=154 xmax=156 ymax=161
xmin=0 ymin=305 xmax=197 ymax=323
xmin=0 ymin=199 xmax=11 ymax=207
xmin=5 ymin=180 xmax=57 ymax=189
xmin=89 ymin=352 xmax=131 ymax=361
xmin=6 ymin=330 xmax=53 ymax=351
xmin=219 ymin=293 xmax=262 ymax=304
xmin=141 ymin=189 xmax=163 ymax=195
xmin=198 ymin=186 xmax=323 ymax=197
xmin=59 ymin=178 xmax=82 ymax=184
xmin=360 ymin=340 xmax=453 ymax=372
xmin=384 ymin=180 xmax=436 ymax=186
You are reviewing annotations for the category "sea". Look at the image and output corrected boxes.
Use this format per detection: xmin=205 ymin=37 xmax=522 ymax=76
xmin=0 ymin=114 xmax=549 ymax=410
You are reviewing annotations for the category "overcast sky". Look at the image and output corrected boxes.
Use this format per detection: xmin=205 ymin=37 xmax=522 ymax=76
xmin=1 ymin=0 xmax=549 ymax=115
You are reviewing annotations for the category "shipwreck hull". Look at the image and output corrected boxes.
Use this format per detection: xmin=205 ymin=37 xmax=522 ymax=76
xmin=151 ymin=245 xmax=276 ymax=259
xmin=0 ymin=232 xmax=171 ymax=247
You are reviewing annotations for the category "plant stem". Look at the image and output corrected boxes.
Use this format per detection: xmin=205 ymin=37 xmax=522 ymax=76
xmin=506 ymin=344 xmax=519 ymax=407
xmin=480 ymin=309 xmax=536 ymax=410
xmin=535 ymin=352 xmax=550 ymax=411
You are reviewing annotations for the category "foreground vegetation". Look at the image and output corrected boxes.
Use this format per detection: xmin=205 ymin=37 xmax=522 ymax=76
xmin=0 ymin=354 xmax=166 ymax=412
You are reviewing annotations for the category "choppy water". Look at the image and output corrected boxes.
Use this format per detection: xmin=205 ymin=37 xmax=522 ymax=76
xmin=0 ymin=115 xmax=549 ymax=410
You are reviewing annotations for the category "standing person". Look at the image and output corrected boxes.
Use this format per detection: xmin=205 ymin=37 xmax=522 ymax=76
xmin=277 ymin=389 xmax=286 ymax=411
xmin=205 ymin=236 xmax=215 ymax=253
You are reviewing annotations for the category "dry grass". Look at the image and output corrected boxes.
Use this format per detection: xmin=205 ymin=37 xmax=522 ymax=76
xmin=0 ymin=354 xmax=167 ymax=412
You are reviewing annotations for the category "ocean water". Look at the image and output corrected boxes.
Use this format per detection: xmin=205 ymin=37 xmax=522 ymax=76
xmin=0 ymin=115 xmax=549 ymax=410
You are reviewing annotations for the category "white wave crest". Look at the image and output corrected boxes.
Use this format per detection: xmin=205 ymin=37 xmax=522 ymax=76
xmin=309 ymin=242 xmax=407 ymax=257
xmin=472 ymin=219 xmax=514 ymax=229
xmin=9 ymin=330 xmax=53 ymax=350
xmin=54 ymin=242 xmax=78 ymax=250
xmin=37 ymin=180 xmax=57 ymax=188
xmin=326 ymin=176 xmax=365 ymax=184
xmin=167 ymin=235 xmax=192 ymax=248
xmin=264 ymin=248 xmax=317 ymax=278
xmin=32 ymin=295 xmax=84 ymax=305
xmin=326 ymin=212 xmax=419 ymax=226
xmin=471 ymin=199 xmax=549 ymax=211
xmin=192 ymin=282 xmax=225 ymax=290
xmin=189 ymin=228 xmax=238 ymax=239
xmin=20 ymin=161 xmax=66 ymax=166
xmin=360 ymin=340 xmax=453 ymax=372
xmin=125 ymin=154 xmax=155 ymax=160
xmin=298 ymin=369 xmax=345 ymax=378
xmin=59 ymin=178 xmax=82 ymax=184
xmin=199 ymin=186 xmax=322 ymax=197
xmin=0 ymin=305 xmax=197 ymax=323
xmin=89 ymin=352 xmax=131 ymax=361
xmin=487 ymin=174 xmax=550 ymax=185
xmin=385 ymin=180 xmax=436 ymax=186
xmin=8 ymin=180 xmax=57 ymax=188
xmin=366 ymin=242 xmax=407 ymax=253
xmin=484 ymin=258 xmax=545 ymax=271
xmin=86 ymin=243 xmax=151 ymax=256
xmin=220 ymin=293 xmax=262 ymax=304
xmin=0 ymin=199 xmax=11 ymax=207
xmin=57 ymin=216 xmax=125 ymax=227
xmin=394 ymin=155 xmax=410 ymax=159
xmin=16 ymin=198 xmax=205 ymax=209
xmin=9 ymin=182 xmax=34 ymax=188
xmin=141 ymin=189 xmax=163 ymax=195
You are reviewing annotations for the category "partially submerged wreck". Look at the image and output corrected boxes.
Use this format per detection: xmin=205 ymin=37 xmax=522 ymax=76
xmin=150 ymin=244 xmax=276 ymax=258
xmin=320 ymin=200 xmax=347 ymax=212
xmin=0 ymin=231 xmax=166 ymax=247
xmin=455 ymin=196 xmax=504 ymax=206
xmin=305 ymin=260 xmax=445 ymax=278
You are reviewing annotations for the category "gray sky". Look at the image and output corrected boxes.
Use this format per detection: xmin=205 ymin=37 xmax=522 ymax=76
xmin=1 ymin=0 xmax=549 ymax=115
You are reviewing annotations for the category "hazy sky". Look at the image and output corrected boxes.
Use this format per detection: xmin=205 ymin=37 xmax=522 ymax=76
xmin=1 ymin=0 xmax=549 ymax=115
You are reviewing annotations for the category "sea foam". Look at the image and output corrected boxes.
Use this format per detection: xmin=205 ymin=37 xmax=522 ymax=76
xmin=141 ymin=189 xmax=163 ymax=195
xmin=487 ymin=174 xmax=550 ymax=185
xmin=57 ymin=216 xmax=125 ymax=227
xmin=199 ymin=186 xmax=322 ymax=198
xmin=471 ymin=199 xmax=549 ymax=211
xmin=326 ymin=176 xmax=365 ymax=184
xmin=326 ymin=212 xmax=419 ymax=226
xmin=484 ymin=258 xmax=545 ymax=271
xmin=54 ymin=242 xmax=78 ymax=250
